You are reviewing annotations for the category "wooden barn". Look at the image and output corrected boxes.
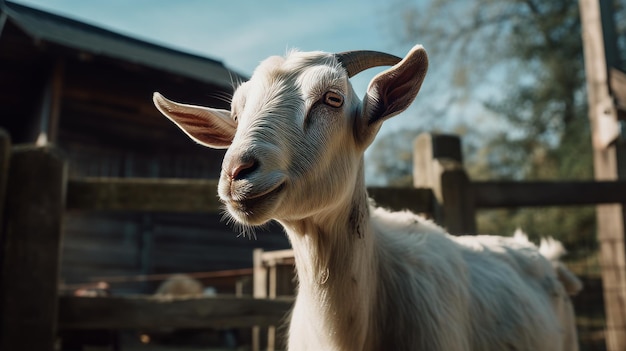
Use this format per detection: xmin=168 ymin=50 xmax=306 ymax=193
xmin=0 ymin=1 xmax=290 ymax=294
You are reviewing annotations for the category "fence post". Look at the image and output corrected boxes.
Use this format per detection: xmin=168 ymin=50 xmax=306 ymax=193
xmin=579 ymin=0 xmax=626 ymax=349
xmin=252 ymin=248 xmax=268 ymax=351
xmin=413 ymin=133 xmax=476 ymax=234
xmin=0 ymin=145 xmax=68 ymax=351
xmin=0 ymin=129 xmax=10 ymax=232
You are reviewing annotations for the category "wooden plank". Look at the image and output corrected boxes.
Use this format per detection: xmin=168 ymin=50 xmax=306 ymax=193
xmin=440 ymin=169 xmax=476 ymax=235
xmin=473 ymin=180 xmax=626 ymax=208
xmin=610 ymin=67 xmax=626 ymax=119
xmin=66 ymin=177 xmax=221 ymax=212
xmin=580 ymin=0 xmax=621 ymax=148
xmin=62 ymin=243 xmax=137 ymax=268
xmin=66 ymin=176 xmax=432 ymax=214
xmin=84 ymin=268 xmax=254 ymax=285
xmin=579 ymin=1 xmax=626 ymax=350
xmin=0 ymin=145 xmax=67 ymax=351
xmin=261 ymin=249 xmax=295 ymax=264
xmin=58 ymin=295 xmax=293 ymax=330
xmin=413 ymin=133 xmax=475 ymax=234
xmin=367 ymin=187 xmax=434 ymax=214
xmin=0 ymin=12 xmax=7 ymax=38
xmin=267 ymin=265 xmax=277 ymax=351
xmin=0 ymin=128 xmax=10 ymax=231
xmin=48 ymin=58 xmax=64 ymax=143
xmin=35 ymin=59 xmax=64 ymax=145
xmin=252 ymin=249 xmax=268 ymax=351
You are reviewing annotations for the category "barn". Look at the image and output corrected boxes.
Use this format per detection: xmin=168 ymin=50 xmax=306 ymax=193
xmin=0 ymin=0 xmax=290 ymax=294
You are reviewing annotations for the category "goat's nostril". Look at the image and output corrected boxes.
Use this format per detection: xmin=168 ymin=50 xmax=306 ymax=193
xmin=231 ymin=159 xmax=259 ymax=180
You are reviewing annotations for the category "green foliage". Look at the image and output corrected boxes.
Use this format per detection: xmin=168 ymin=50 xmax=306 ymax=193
xmin=369 ymin=0 xmax=625 ymax=253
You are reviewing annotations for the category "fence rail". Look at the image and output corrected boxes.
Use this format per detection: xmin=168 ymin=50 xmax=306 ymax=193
xmin=58 ymin=295 xmax=293 ymax=330
xmin=66 ymin=178 xmax=221 ymax=212
xmin=45 ymin=177 xmax=626 ymax=214
xmin=473 ymin=180 xmax=626 ymax=208
xmin=66 ymin=178 xmax=436 ymax=214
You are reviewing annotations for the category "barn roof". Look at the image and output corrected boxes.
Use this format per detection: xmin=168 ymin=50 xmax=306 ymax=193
xmin=0 ymin=1 xmax=245 ymax=89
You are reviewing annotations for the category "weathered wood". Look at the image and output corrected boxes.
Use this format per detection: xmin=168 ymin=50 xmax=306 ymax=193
xmin=473 ymin=180 xmax=626 ymax=208
xmin=66 ymin=177 xmax=433 ymax=214
xmin=267 ymin=263 xmax=277 ymax=351
xmin=579 ymin=1 xmax=626 ymax=350
xmin=440 ymin=169 xmax=476 ymax=234
xmin=66 ymin=177 xmax=221 ymax=212
xmin=0 ymin=128 xmax=10 ymax=231
xmin=260 ymin=249 xmax=295 ymax=265
xmin=274 ymin=264 xmax=296 ymax=297
xmin=580 ymin=0 xmax=621 ymax=149
xmin=413 ymin=133 xmax=476 ymax=234
xmin=47 ymin=58 xmax=64 ymax=143
xmin=253 ymin=249 xmax=268 ymax=300
xmin=139 ymin=214 xmax=154 ymax=286
xmin=0 ymin=11 xmax=7 ymax=37
xmin=34 ymin=59 xmax=64 ymax=145
xmin=0 ymin=145 xmax=67 ymax=351
xmin=252 ymin=248 xmax=268 ymax=351
xmin=367 ymin=186 xmax=434 ymax=214
xmin=57 ymin=295 xmax=293 ymax=330
xmin=610 ymin=67 xmax=626 ymax=120
xmin=85 ymin=268 xmax=255 ymax=285
xmin=252 ymin=248 xmax=298 ymax=351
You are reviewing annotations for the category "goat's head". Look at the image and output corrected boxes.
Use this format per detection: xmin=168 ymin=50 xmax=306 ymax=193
xmin=153 ymin=45 xmax=427 ymax=226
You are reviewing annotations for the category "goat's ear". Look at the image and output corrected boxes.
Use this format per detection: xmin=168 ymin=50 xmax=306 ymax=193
xmin=153 ymin=92 xmax=236 ymax=149
xmin=356 ymin=45 xmax=428 ymax=147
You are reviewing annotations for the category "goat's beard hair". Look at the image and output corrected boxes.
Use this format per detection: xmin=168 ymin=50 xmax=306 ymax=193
xmin=221 ymin=207 xmax=264 ymax=240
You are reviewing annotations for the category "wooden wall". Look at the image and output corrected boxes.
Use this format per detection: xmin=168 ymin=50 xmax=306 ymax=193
xmin=61 ymin=213 xmax=290 ymax=294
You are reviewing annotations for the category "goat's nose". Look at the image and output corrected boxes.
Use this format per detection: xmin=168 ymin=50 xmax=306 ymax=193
xmin=228 ymin=157 xmax=260 ymax=180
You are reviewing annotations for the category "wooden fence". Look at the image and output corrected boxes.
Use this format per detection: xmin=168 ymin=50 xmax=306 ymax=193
xmin=0 ymin=128 xmax=433 ymax=351
xmin=0 ymin=129 xmax=625 ymax=350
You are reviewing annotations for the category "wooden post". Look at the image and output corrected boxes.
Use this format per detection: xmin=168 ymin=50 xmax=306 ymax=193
xmin=579 ymin=1 xmax=626 ymax=350
xmin=267 ymin=262 xmax=277 ymax=351
xmin=252 ymin=248 xmax=268 ymax=351
xmin=413 ymin=133 xmax=476 ymax=234
xmin=252 ymin=249 xmax=294 ymax=351
xmin=0 ymin=145 xmax=67 ymax=351
xmin=35 ymin=59 xmax=64 ymax=145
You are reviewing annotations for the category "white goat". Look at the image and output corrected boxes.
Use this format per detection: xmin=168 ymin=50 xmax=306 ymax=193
xmin=153 ymin=45 xmax=582 ymax=351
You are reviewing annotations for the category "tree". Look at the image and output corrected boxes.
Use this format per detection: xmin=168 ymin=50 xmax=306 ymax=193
xmin=388 ymin=0 xmax=590 ymax=178
xmin=369 ymin=0 xmax=625 ymax=250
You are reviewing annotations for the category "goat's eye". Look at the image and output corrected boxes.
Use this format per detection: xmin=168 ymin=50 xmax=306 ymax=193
xmin=323 ymin=91 xmax=344 ymax=108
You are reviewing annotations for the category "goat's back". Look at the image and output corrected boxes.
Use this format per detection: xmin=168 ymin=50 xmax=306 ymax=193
xmin=371 ymin=207 xmax=579 ymax=351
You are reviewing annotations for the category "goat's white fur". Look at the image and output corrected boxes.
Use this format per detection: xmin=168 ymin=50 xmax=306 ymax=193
xmin=153 ymin=45 xmax=581 ymax=351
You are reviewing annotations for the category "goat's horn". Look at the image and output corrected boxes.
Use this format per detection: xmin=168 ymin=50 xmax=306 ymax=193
xmin=335 ymin=50 xmax=402 ymax=78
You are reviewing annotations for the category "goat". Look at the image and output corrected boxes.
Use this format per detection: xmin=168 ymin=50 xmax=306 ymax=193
xmin=152 ymin=45 xmax=582 ymax=351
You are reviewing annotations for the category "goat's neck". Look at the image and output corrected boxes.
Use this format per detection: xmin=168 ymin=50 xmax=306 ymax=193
xmin=280 ymin=159 xmax=377 ymax=350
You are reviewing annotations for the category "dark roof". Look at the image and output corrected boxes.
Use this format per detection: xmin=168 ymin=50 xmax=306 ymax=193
xmin=1 ymin=1 xmax=246 ymax=88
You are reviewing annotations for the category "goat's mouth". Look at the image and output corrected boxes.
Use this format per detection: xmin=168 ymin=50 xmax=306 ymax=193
xmin=224 ymin=181 xmax=286 ymax=224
